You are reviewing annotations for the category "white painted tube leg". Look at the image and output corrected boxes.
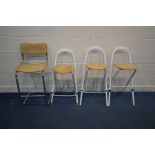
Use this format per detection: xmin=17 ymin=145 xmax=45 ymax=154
xmin=80 ymin=68 xmax=88 ymax=106
xmin=105 ymin=90 xmax=108 ymax=106
xmin=50 ymin=73 xmax=56 ymax=104
xmin=72 ymin=73 xmax=79 ymax=105
xmin=51 ymin=92 xmax=54 ymax=104
xmin=104 ymin=71 xmax=108 ymax=106
xmin=131 ymin=70 xmax=136 ymax=106
xmin=79 ymin=90 xmax=84 ymax=106
xmin=132 ymin=89 xmax=135 ymax=106
xmin=108 ymin=90 xmax=111 ymax=106
xmin=75 ymin=93 xmax=78 ymax=104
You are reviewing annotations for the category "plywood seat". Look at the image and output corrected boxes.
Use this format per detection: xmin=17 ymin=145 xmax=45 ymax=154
xmin=114 ymin=63 xmax=137 ymax=70
xmin=86 ymin=63 xmax=107 ymax=70
xmin=53 ymin=64 xmax=74 ymax=74
xmin=16 ymin=62 xmax=47 ymax=73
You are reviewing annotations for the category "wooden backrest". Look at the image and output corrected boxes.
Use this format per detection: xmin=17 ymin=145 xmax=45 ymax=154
xmin=20 ymin=43 xmax=48 ymax=55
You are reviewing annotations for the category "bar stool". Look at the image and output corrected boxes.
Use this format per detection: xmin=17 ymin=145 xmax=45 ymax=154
xmin=50 ymin=49 xmax=78 ymax=104
xmin=108 ymin=47 xmax=137 ymax=106
xmin=15 ymin=43 xmax=48 ymax=105
xmin=80 ymin=47 xmax=108 ymax=106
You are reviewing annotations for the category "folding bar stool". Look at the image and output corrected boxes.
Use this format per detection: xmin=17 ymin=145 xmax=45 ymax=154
xmin=80 ymin=47 xmax=108 ymax=106
xmin=15 ymin=43 xmax=48 ymax=105
xmin=49 ymin=49 xmax=78 ymax=104
xmin=108 ymin=47 xmax=137 ymax=106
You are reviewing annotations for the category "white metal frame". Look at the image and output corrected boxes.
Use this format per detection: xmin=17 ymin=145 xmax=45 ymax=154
xmin=80 ymin=47 xmax=108 ymax=106
xmin=108 ymin=46 xmax=136 ymax=106
xmin=49 ymin=49 xmax=78 ymax=104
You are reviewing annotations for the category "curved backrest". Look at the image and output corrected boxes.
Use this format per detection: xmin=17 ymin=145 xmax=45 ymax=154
xmin=84 ymin=47 xmax=107 ymax=64
xmin=54 ymin=49 xmax=76 ymax=66
xmin=111 ymin=47 xmax=132 ymax=65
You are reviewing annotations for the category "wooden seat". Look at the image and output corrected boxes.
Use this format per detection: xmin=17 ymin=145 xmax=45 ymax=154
xmin=53 ymin=64 xmax=74 ymax=74
xmin=16 ymin=62 xmax=47 ymax=73
xmin=114 ymin=63 xmax=137 ymax=70
xmin=86 ymin=63 xmax=107 ymax=70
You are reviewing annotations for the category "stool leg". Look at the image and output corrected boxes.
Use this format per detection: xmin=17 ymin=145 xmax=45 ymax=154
xmin=80 ymin=69 xmax=89 ymax=106
xmin=104 ymin=71 xmax=108 ymax=106
xmin=15 ymin=72 xmax=22 ymax=105
xmin=131 ymin=70 xmax=136 ymax=106
xmin=131 ymin=89 xmax=135 ymax=106
xmin=108 ymin=69 xmax=120 ymax=106
xmin=54 ymin=73 xmax=57 ymax=91
xmin=50 ymin=73 xmax=56 ymax=104
xmin=80 ymin=90 xmax=84 ymax=106
xmin=42 ymin=73 xmax=48 ymax=104
xmin=108 ymin=90 xmax=111 ymax=106
xmin=108 ymin=71 xmax=112 ymax=107
xmin=72 ymin=73 xmax=78 ymax=104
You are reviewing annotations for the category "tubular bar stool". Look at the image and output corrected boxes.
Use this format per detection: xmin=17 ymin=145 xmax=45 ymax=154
xmin=15 ymin=43 xmax=48 ymax=105
xmin=108 ymin=47 xmax=137 ymax=106
xmin=49 ymin=49 xmax=78 ymax=104
xmin=80 ymin=47 xmax=108 ymax=106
